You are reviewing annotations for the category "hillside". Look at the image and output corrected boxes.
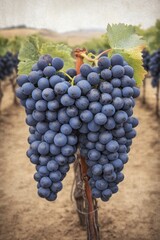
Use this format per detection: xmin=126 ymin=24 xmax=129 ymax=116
xmin=0 ymin=27 xmax=104 ymax=46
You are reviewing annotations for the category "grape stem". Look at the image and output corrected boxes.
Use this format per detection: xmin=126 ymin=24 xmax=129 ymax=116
xmin=59 ymin=70 xmax=73 ymax=83
xmin=80 ymin=48 xmax=112 ymax=64
xmin=96 ymin=49 xmax=112 ymax=59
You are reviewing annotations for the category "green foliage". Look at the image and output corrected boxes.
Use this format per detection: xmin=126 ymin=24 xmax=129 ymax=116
xmin=0 ymin=35 xmax=24 ymax=57
xmin=143 ymin=20 xmax=160 ymax=52
xmin=78 ymin=24 xmax=147 ymax=86
xmin=19 ymin=35 xmax=42 ymax=62
xmin=133 ymin=20 xmax=160 ymax=52
xmin=18 ymin=35 xmax=42 ymax=74
xmin=7 ymin=36 xmax=24 ymax=54
xmin=18 ymin=22 xmax=159 ymax=85
xmin=107 ymin=24 xmax=146 ymax=86
xmin=0 ymin=36 xmax=9 ymax=56
xmin=18 ymin=35 xmax=74 ymax=75
xmin=80 ymin=35 xmax=110 ymax=53
xmin=107 ymin=24 xmax=144 ymax=49
xmin=40 ymin=42 xmax=74 ymax=70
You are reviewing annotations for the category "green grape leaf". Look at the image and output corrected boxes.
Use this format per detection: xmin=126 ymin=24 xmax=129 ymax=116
xmin=18 ymin=35 xmax=74 ymax=75
xmin=18 ymin=35 xmax=45 ymax=74
xmin=40 ymin=43 xmax=74 ymax=70
xmin=55 ymin=44 xmax=74 ymax=70
xmin=107 ymin=23 xmax=145 ymax=49
xmin=108 ymin=47 xmax=147 ymax=86
xmin=40 ymin=42 xmax=56 ymax=56
xmin=107 ymin=24 xmax=146 ymax=86
xmin=18 ymin=35 xmax=42 ymax=61
xmin=18 ymin=60 xmax=36 ymax=75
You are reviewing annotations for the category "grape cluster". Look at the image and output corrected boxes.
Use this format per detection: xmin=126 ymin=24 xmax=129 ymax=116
xmin=16 ymin=55 xmax=78 ymax=201
xmin=75 ymin=55 xmax=139 ymax=201
xmin=149 ymin=49 xmax=160 ymax=87
xmin=142 ymin=49 xmax=150 ymax=71
xmin=0 ymin=52 xmax=19 ymax=80
xmin=16 ymin=53 xmax=140 ymax=202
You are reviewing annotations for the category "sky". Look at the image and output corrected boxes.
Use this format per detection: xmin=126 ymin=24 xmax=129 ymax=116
xmin=0 ymin=0 xmax=160 ymax=33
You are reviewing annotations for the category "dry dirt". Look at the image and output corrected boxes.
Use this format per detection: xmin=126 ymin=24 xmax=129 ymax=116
xmin=0 ymin=83 xmax=160 ymax=240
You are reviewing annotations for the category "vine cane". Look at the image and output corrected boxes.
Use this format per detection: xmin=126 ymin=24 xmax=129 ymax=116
xmin=73 ymin=48 xmax=100 ymax=240
xmin=9 ymin=71 xmax=18 ymax=105
xmin=0 ymin=80 xmax=3 ymax=113
xmin=156 ymin=77 xmax=160 ymax=117
xmin=142 ymin=76 xmax=146 ymax=104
